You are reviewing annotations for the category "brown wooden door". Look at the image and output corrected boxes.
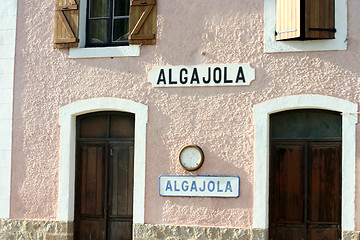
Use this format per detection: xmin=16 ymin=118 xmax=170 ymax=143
xmin=76 ymin=143 xmax=107 ymax=240
xmin=269 ymin=142 xmax=341 ymax=240
xmin=269 ymin=110 xmax=341 ymax=240
xmin=75 ymin=112 xmax=135 ymax=240
xmin=107 ymin=143 xmax=134 ymax=239
xmin=270 ymin=143 xmax=306 ymax=240
xmin=308 ymin=143 xmax=341 ymax=239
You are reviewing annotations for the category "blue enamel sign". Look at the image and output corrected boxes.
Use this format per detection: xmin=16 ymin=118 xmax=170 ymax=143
xmin=159 ymin=175 xmax=240 ymax=198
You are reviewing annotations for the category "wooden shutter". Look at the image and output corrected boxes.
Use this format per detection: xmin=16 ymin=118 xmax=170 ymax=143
xmin=129 ymin=0 xmax=156 ymax=45
xmin=54 ymin=0 xmax=79 ymax=49
xmin=305 ymin=0 xmax=335 ymax=39
xmin=275 ymin=0 xmax=301 ymax=40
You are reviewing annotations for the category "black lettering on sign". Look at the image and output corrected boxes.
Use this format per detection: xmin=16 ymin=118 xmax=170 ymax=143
xmin=213 ymin=67 xmax=221 ymax=83
xmin=179 ymin=68 xmax=188 ymax=84
xmin=236 ymin=67 xmax=246 ymax=83
xmin=203 ymin=67 xmax=211 ymax=84
xmin=157 ymin=69 xmax=166 ymax=84
xmin=169 ymin=69 xmax=177 ymax=84
xmin=224 ymin=67 xmax=233 ymax=83
xmin=190 ymin=68 xmax=200 ymax=84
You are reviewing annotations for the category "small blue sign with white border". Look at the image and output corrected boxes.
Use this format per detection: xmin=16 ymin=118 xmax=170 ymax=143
xmin=159 ymin=175 xmax=240 ymax=198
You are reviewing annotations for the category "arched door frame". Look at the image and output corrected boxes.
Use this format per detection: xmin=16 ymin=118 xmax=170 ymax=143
xmin=253 ymin=95 xmax=358 ymax=233
xmin=57 ymin=98 xmax=148 ymax=224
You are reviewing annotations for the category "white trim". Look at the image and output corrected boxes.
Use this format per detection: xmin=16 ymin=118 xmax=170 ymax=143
xmin=253 ymin=95 xmax=358 ymax=232
xmin=264 ymin=0 xmax=347 ymax=53
xmin=58 ymin=98 xmax=148 ymax=224
xmin=0 ymin=0 xmax=17 ymax=219
xmin=69 ymin=45 xmax=140 ymax=59
xmin=69 ymin=0 xmax=140 ymax=58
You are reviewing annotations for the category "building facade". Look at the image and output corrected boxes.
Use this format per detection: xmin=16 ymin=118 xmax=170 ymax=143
xmin=1 ymin=0 xmax=360 ymax=239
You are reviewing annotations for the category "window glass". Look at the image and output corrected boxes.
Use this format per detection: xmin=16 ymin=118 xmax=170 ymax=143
xmin=114 ymin=0 xmax=130 ymax=17
xmin=113 ymin=18 xmax=129 ymax=41
xmin=271 ymin=110 xmax=341 ymax=139
xmin=88 ymin=19 xmax=109 ymax=44
xmin=79 ymin=115 xmax=107 ymax=138
xmin=86 ymin=0 xmax=130 ymax=46
xmin=90 ymin=0 xmax=109 ymax=18
xmin=271 ymin=111 xmax=307 ymax=139
xmin=109 ymin=114 xmax=135 ymax=138
xmin=308 ymin=111 xmax=341 ymax=138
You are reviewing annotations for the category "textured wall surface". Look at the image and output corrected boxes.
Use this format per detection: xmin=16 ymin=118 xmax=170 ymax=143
xmin=10 ymin=0 xmax=360 ymax=232
xmin=133 ymin=223 xmax=251 ymax=240
xmin=1 ymin=220 xmax=359 ymax=240
xmin=0 ymin=219 xmax=72 ymax=240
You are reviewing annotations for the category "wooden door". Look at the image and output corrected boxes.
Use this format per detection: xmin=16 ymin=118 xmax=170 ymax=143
xmin=269 ymin=110 xmax=341 ymax=240
xmin=270 ymin=143 xmax=306 ymax=240
xmin=308 ymin=143 xmax=341 ymax=239
xmin=107 ymin=143 xmax=134 ymax=239
xmin=76 ymin=143 xmax=107 ymax=240
xmin=75 ymin=112 xmax=135 ymax=240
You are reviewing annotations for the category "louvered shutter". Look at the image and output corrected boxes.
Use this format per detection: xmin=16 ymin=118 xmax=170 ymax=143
xmin=129 ymin=0 xmax=156 ymax=45
xmin=275 ymin=0 xmax=301 ymax=40
xmin=54 ymin=0 xmax=79 ymax=49
xmin=305 ymin=0 xmax=335 ymax=39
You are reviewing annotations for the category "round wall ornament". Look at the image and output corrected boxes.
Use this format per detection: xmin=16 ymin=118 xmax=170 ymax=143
xmin=179 ymin=145 xmax=204 ymax=171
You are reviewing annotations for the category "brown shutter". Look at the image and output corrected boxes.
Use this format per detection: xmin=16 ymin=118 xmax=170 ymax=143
xmin=129 ymin=0 xmax=157 ymax=45
xmin=275 ymin=0 xmax=301 ymax=40
xmin=305 ymin=0 xmax=335 ymax=39
xmin=54 ymin=0 xmax=79 ymax=49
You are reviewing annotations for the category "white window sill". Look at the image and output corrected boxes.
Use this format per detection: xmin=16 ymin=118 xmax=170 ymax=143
xmin=264 ymin=0 xmax=347 ymax=53
xmin=69 ymin=45 xmax=140 ymax=59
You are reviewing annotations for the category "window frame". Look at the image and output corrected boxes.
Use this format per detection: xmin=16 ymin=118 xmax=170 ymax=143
xmin=264 ymin=0 xmax=347 ymax=53
xmin=69 ymin=0 xmax=140 ymax=58
xmin=85 ymin=0 xmax=130 ymax=47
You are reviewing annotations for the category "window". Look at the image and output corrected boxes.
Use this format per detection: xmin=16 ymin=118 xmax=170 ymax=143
xmin=263 ymin=0 xmax=347 ymax=53
xmin=54 ymin=0 xmax=157 ymax=49
xmin=86 ymin=0 xmax=130 ymax=47
xmin=275 ymin=0 xmax=335 ymax=41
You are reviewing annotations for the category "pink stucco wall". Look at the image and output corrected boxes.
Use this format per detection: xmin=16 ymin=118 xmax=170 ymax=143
xmin=10 ymin=0 xmax=360 ymax=230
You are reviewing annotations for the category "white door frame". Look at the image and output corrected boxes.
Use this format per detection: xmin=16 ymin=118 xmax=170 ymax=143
xmin=253 ymin=95 xmax=358 ymax=232
xmin=57 ymin=98 xmax=148 ymax=224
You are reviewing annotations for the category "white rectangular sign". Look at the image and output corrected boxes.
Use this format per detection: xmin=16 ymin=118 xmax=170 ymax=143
xmin=159 ymin=175 xmax=240 ymax=198
xmin=149 ymin=64 xmax=255 ymax=87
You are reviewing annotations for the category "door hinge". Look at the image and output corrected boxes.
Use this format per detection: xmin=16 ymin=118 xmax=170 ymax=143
xmin=110 ymin=149 xmax=113 ymax=156
xmin=309 ymin=28 xmax=336 ymax=32
xmin=275 ymin=29 xmax=297 ymax=35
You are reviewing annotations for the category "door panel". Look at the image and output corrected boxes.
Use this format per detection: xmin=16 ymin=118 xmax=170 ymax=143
xmin=309 ymin=228 xmax=338 ymax=240
xmin=272 ymin=226 xmax=306 ymax=240
xmin=78 ymin=144 xmax=105 ymax=217
xmin=108 ymin=143 xmax=134 ymax=238
xmin=308 ymin=143 xmax=341 ymax=240
xmin=75 ymin=144 xmax=106 ymax=240
xmin=309 ymin=144 xmax=341 ymax=224
xmin=271 ymin=144 xmax=305 ymax=224
xmin=270 ymin=143 xmax=306 ymax=240
xmin=108 ymin=221 xmax=132 ymax=240
xmin=109 ymin=144 xmax=134 ymax=217
xmin=78 ymin=219 xmax=106 ymax=240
